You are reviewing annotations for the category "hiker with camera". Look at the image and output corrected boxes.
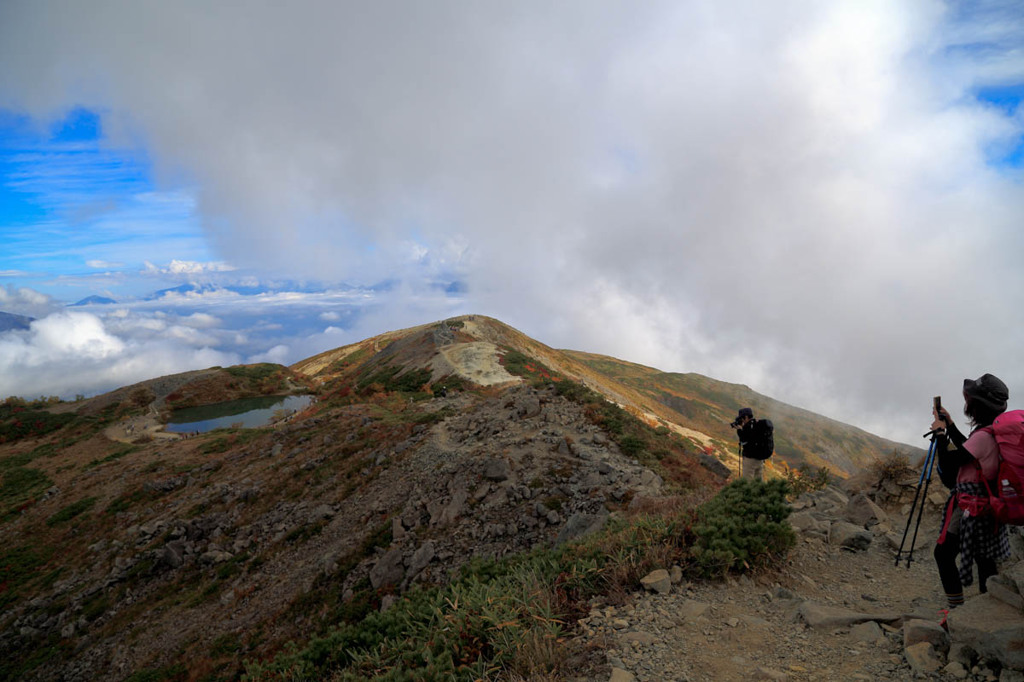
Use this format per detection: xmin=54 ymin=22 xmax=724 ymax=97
xmin=930 ymin=374 xmax=1011 ymax=610
xmin=732 ymin=407 xmax=774 ymax=480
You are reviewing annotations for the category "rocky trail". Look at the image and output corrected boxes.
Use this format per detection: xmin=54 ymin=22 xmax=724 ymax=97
xmin=575 ymin=485 xmax=1024 ymax=682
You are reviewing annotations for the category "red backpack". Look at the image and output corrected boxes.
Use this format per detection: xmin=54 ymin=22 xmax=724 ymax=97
xmin=974 ymin=410 xmax=1024 ymax=524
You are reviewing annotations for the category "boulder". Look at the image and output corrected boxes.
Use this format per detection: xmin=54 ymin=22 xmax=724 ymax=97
xmin=482 ymin=458 xmax=510 ymax=482
xmin=904 ymin=641 xmax=942 ymax=674
xmin=903 ymin=618 xmax=949 ymax=654
xmin=798 ymin=602 xmax=900 ymax=630
xmin=405 ymin=541 xmax=435 ymax=580
xmin=946 ymin=593 xmax=1024 ymax=670
xmin=697 ymin=452 xmax=731 ymax=478
xmin=844 ymin=493 xmax=888 ymax=528
xmin=850 ymin=621 xmax=886 ymax=645
xmin=829 ymin=521 xmax=873 ymax=551
xmin=640 ymin=569 xmax=672 ymax=595
xmin=789 ymin=511 xmax=830 ymax=535
xmin=369 ymin=548 xmax=406 ymax=589
xmin=554 ymin=511 xmax=609 ymax=546
xmin=987 ymin=574 xmax=1024 ymax=611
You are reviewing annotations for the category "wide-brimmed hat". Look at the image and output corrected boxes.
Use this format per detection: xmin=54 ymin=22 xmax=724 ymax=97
xmin=736 ymin=407 xmax=754 ymax=420
xmin=963 ymin=374 xmax=1009 ymax=413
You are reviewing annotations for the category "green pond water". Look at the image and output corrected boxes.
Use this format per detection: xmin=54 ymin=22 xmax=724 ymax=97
xmin=165 ymin=394 xmax=313 ymax=433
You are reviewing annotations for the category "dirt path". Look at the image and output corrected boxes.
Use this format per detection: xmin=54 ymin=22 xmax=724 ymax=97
xmin=576 ymin=505 xmax=950 ymax=681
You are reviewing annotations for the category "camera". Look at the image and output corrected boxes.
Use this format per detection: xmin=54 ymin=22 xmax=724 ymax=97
xmin=729 ymin=419 xmax=740 ymax=429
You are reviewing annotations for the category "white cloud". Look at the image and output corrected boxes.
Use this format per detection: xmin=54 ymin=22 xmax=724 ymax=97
xmin=0 ymin=284 xmax=61 ymax=318
xmin=1 ymin=1 xmax=1023 ymax=443
xmin=0 ymin=310 xmax=238 ymax=399
xmin=143 ymin=259 xmax=235 ymax=276
xmin=247 ymin=344 xmax=291 ymax=364
xmin=319 ymin=311 xmax=341 ymax=322
xmin=179 ymin=312 xmax=221 ymax=329
xmin=86 ymin=259 xmax=124 ymax=269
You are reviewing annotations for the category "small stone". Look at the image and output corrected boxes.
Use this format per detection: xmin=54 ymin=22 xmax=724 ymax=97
xmin=640 ymin=569 xmax=672 ymax=595
xmin=609 ymin=668 xmax=635 ymax=682
xmin=905 ymin=641 xmax=942 ymax=674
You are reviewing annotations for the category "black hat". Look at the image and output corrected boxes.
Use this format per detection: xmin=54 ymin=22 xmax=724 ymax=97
xmin=736 ymin=407 xmax=754 ymax=420
xmin=963 ymin=374 xmax=1009 ymax=414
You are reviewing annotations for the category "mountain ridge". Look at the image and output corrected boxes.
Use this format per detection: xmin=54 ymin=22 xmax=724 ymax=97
xmin=0 ymin=313 xmax=922 ymax=680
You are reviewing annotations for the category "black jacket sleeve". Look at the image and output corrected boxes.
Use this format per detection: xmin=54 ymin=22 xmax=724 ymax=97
xmin=935 ymin=423 xmax=975 ymax=489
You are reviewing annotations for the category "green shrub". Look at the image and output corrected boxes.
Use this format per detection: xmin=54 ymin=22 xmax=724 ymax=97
xmin=0 ymin=544 xmax=55 ymax=611
xmin=242 ymin=482 xmax=796 ymax=681
xmin=1 ymin=465 xmax=53 ymax=520
xmin=785 ymin=464 xmax=833 ymax=496
xmin=690 ymin=479 xmax=795 ymax=578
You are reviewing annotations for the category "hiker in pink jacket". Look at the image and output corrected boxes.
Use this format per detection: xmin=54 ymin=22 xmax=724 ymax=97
xmin=931 ymin=374 xmax=1010 ymax=610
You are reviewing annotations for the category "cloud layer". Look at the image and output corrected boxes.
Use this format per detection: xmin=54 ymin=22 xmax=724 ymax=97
xmin=1 ymin=1 xmax=1023 ymax=443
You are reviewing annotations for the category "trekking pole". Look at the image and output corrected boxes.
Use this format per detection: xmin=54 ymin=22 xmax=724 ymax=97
xmin=905 ymin=436 xmax=940 ymax=568
xmin=894 ymin=432 xmax=939 ymax=568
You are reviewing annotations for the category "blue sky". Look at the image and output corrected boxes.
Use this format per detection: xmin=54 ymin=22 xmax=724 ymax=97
xmin=0 ymin=107 xmax=213 ymax=300
xmin=0 ymin=1 xmax=1022 ymax=446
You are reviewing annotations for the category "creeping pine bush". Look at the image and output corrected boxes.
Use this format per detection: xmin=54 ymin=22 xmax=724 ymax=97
xmin=690 ymin=478 xmax=795 ymax=578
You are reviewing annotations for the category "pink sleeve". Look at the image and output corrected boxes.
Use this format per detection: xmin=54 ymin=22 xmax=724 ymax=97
xmin=964 ymin=430 xmax=1000 ymax=480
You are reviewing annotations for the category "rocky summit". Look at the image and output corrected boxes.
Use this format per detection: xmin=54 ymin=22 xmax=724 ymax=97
xmin=4 ymin=314 xmax=1012 ymax=682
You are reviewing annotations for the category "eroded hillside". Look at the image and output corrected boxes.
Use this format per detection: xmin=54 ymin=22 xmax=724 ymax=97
xmin=0 ymin=318 xmax=723 ymax=680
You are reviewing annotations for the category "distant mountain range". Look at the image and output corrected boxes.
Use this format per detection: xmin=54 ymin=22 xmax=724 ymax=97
xmin=0 ymin=311 xmax=34 ymax=332
xmin=69 ymin=295 xmax=117 ymax=306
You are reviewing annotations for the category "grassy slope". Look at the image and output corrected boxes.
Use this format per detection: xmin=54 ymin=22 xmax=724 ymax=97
xmin=561 ymin=350 xmax=921 ymax=477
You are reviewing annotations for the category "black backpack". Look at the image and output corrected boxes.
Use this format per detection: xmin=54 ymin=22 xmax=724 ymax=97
xmin=743 ymin=419 xmax=775 ymax=460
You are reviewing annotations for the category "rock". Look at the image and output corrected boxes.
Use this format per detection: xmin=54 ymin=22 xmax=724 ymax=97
xmin=482 ymin=458 xmax=510 ymax=482
xmin=850 ymin=621 xmax=886 ymax=645
xmin=639 ymin=469 xmax=662 ymax=489
xmin=798 ymin=603 xmax=899 ymax=630
xmin=943 ymin=661 xmax=969 ymax=679
xmin=904 ymin=641 xmax=942 ymax=674
xmin=1005 ymin=562 xmax=1024 ymax=600
xmin=677 ymin=600 xmax=710 ymax=620
xmin=308 ymin=504 xmax=335 ymax=523
xmin=640 ymin=570 xmax=672 ymax=595
xmin=609 ymin=668 xmax=635 ymax=682
xmin=789 ymin=511 xmax=830 ymax=535
xmin=821 ymin=486 xmax=850 ymax=507
xmin=752 ymin=667 xmax=789 ymax=681
xmin=829 ymin=521 xmax=873 ymax=551
xmin=669 ymin=565 xmax=684 ymax=584
xmin=158 ymin=544 xmax=183 ymax=569
xmin=622 ymin=631 xmax=658 ymax=645
xmin=844 ymin=493 xmax=889 ymax=528
xmin=554 ymin=511 xmax=609 ymax=546
xmin=903 ymin=618 xmax=950 ymax=654
xmin=697 ymin=452 xmax=731 ymax=478
xmin=946 ymin=593 xmax=1024 ymax=670
xmin=369 ymin=548 xmax=406 ymax=589
xmin=405 ymin=541 xmax=435 ymax=580
xmin=988 ymin=575 xmax=1024 ymax=611
xmin=199 ymin=550 xmax=233 ymax=564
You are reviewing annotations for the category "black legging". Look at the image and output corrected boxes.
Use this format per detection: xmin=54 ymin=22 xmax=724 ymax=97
xmin=934 ymin=533 xmax=998 ymax=601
